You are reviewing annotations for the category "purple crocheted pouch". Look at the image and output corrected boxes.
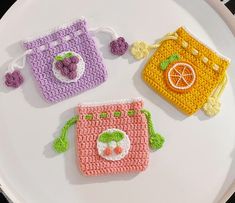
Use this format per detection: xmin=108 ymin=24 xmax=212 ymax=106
xmin=23 ymin=19 xmax=107 ymax=103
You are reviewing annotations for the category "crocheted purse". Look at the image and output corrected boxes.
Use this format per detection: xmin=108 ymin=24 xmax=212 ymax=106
xmin=131 ymin=27 xmax=231 ymax=116
xmin=4 ymin=18 xmax=128 ymax=103
xmin=53 ymin=99 xmax=164 ymax=176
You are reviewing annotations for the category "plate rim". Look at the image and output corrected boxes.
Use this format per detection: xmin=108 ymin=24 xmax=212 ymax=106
xmin=0 ymin=0 xmax=233 ymax=203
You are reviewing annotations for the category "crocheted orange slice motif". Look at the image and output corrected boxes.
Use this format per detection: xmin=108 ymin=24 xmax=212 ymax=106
xmin=165 ymin=61 xmax=196 ymax=93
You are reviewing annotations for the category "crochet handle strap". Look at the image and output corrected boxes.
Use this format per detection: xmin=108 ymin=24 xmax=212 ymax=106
xmin=141 ymin=109 xmax=165 ymax=150
xmin=53 ymin=115 xmax=79 ymax=153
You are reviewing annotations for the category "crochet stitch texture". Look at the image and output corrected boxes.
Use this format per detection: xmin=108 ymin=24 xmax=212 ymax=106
xmin=23 ymin=19 xmax=107 ymax=103
xmin=142 ymin=27 xmax=230 ymax=115
xmin=76 ymin=99 xmax=149 ymax=176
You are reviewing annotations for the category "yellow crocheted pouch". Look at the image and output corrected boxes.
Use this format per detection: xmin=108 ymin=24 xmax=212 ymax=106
xmin=131 ymin=27 xmax=230 ymax=116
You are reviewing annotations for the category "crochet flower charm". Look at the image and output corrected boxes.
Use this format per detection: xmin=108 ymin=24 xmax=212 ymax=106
xmin=131 ymin=41 xmax=150 ymax=60
xmin=203 ymin=97 xmax=221 ymax=116
xmin=110 ymin=37 xmax=128 ymax=56
xmin=5 ymin=70 xmax=24 ymax=88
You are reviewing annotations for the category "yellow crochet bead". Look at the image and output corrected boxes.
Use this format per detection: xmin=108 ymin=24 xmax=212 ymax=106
xmin=203 ymin=97 xmax=221 ymax=116
xmin=142 ymin=27 xmax=230 ymax=115
xmin=131 ymin=41 xmax=149 ymax=60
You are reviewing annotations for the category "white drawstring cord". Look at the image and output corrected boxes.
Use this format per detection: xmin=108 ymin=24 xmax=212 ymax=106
xmin=89 ymin=27 xmax=118 ymax=40
xmin=6 ymin=50 xmax=31 ymax=73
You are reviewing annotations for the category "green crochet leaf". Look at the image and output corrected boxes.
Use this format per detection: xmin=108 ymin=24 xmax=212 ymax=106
xmin=53 ymin=137 xmax=69 ymax=153
xmin=160 ymin=60 xmax=169 ymax=70
xmin=160 ymin=53 xmax=180 ymax=70
xmin=55 ymin=55 xmax=64 ymax=61
xmin=99 ymin=131 xmax=124 ymax=143
xmin=149 ymin=133 xmax=165 ymax=150
xmin=99 ymin=132 xmax=112 ymax=143
xmin=64 ymin=52 xmax=73 ymax=58
xmin=112 ymin=131 xmax=124 ymax=142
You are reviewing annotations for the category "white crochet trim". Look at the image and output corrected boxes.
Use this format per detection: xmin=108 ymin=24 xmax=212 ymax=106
xmin=97 ymin=128 xmax=130 ymax=161
xmin=52 ymin=51 xmax=85 ymax=83
xmin=78 ymin=98 xmax=143 ymax=107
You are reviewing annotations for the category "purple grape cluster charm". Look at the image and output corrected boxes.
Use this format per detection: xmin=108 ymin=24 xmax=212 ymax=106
xmin=5 ymin=70 xmax=24 ymax=88
xmin=110 ymin=37 xmax=128 ymax=56
xmin=54 ymin=52 xmax=79 ymax=80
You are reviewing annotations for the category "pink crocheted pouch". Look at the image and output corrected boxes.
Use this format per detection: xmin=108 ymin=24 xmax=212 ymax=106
xmin=53 ymin=99 xmax=165 ymax=176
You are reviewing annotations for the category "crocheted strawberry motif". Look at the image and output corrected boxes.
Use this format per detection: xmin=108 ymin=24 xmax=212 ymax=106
xmin=5 ymin=70 xmax=24 ymax=88
xmin=110 ymin=37 xmax=128 ymax=56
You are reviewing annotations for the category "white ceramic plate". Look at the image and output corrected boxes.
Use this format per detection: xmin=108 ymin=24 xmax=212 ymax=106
xmin=0 ymin=0 xmax=235 ymax=203
xmin=208 ymin=0 xmax=235 ymax=36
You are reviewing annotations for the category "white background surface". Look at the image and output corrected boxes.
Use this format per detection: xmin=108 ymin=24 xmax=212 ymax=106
xmin=0 ymin=0 xmax=235 ymax=203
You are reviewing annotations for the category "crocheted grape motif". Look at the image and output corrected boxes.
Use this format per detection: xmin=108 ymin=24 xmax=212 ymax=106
xmin=110 ymin=37 xmax=128 ymax=56
xmin=55 ymin=52 xmax=79 ymax=80
xmin=5 ymin=70 xmax=24 ymax=88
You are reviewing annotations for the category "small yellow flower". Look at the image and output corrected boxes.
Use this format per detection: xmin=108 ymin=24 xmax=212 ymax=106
xmin=131 ymin=41 xmax=149 ymax=60
xmin=203 ymin=97 xmax=221 ymax=116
